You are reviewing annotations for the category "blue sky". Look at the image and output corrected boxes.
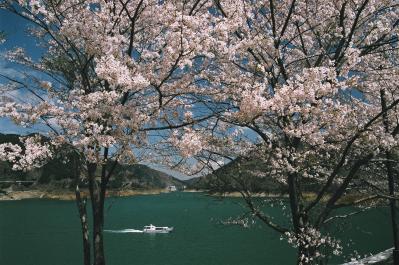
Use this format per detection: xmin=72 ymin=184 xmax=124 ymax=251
xmin=0 ymin=9 xmax=42 ymax=58
xmin=0 ymin=9 xmax=43 ymax=134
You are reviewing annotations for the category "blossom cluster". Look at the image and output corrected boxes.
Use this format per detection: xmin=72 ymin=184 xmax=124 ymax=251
xmin=171 ymin=128 xmax=207 ymax=158
xmin=0 ymin=135 xmax=52 ymax=171
xmin=282 ymin=227 xmax=343 ymax=264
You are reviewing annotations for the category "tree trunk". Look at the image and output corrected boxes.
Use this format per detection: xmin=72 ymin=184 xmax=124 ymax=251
xmin=386 ymin=151 xmax=399 ymax=265
xmin=288 ymin=173 xmax=302 ymax=233
xmin=73 ymin=154 xmax=91 ymax=265
xmin=87 ymin=161 xmax=106 ymax=265
xmin=75 ymin=186 xmax=91 ymax=265
xmin=380 ymin=90 xmax=399 ymax=264
xmin=296 ymin=245 xmax=320 ymax=265
xmin=93 ymin=203 xmax=105 ymax=265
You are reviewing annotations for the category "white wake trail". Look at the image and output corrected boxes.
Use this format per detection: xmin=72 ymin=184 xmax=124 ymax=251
xmin=105 ymin=229 xmax=143 ymax=233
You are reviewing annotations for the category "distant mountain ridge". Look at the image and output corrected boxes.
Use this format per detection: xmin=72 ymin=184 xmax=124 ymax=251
xmin=186 ymin=157 xmax=336 ymax=193
xmin=0 ymin=133 xmax=184 ymax=190
xmin=184 ymin=157 xmax=288 ymax=193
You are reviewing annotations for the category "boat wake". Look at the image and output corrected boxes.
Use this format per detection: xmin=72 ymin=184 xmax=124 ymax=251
xmin=104 ymin=229 xmax=143 ymax=233
xmin=105 ymin=225 xmax=174 ymax=234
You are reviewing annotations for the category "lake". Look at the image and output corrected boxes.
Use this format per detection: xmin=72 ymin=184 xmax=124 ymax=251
xmin=0 ymin=192 xmax=392 ymax=265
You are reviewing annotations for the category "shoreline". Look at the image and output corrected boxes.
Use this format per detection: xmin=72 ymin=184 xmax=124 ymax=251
xmin=0 ymin=189 xmax=378 ymax=206
xmin=206 ymin=191 xmax=288 ymax=198
xmin=0 ymin=189 xmax=284 ymax=201
xmin=0 ymin=188 xmax=169 ymax=201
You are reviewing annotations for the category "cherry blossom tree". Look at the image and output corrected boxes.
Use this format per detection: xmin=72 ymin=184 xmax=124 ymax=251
xmin=0 ymin=1 xmax=217 ymax=265
xmin=168 ymin=0 xmax=399 ymax=264
xmin=1 ymin=1 xmax=399 ymax=264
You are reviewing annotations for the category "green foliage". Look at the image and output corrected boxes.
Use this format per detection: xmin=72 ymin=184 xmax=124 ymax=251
xmin=0 ymin=133 xmax=21 ymax=145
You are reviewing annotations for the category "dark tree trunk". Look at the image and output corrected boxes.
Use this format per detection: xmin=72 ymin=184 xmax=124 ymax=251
xmin=380 ymin=90 xmax=399 ymax=264
xmin=287 ymin=173 xmax=310 ymax=265
xmin=296 ymin=245 xmax=320 ymax=265
xmin=75 ymin=187 xmax=91 ymax=265
xmin=288 ymin=173 xmax=302 ymax=233
xmin=87 ymin=161 xmax=107 ymax=265
xmin=386 ymin=151 xmax=399 ymax=265
xmin=93 ymin=202 xmax=105 ymax=265
xmin=73 ymin=154 xmax=91 ymax=265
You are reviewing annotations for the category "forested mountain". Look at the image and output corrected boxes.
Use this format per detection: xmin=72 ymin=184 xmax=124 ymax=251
xmin=185 ymin=157 xmax=288 ymax=193
xmin=185 ymin=157 xmax=329 ymax=194
xmin=0 ymin=134 xmax=184 ymax=190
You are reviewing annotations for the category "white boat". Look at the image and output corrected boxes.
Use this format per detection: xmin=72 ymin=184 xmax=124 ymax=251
xmin=143 ymin=224 xmax=174 ymax=233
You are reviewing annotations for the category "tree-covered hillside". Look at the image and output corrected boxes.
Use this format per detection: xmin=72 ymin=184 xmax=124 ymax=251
xmin=186 ymin=157 xmax=334 ymax=194
xmin=0 ymin=134 xmax=184 ymax=190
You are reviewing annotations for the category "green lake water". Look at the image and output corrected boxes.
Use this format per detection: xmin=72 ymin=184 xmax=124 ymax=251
xmin=0 ymin=192 xmax=393 ymax=265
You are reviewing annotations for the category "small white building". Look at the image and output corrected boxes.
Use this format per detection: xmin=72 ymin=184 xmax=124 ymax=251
xmin=167 ymin=185 xmax=177 ymax=192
